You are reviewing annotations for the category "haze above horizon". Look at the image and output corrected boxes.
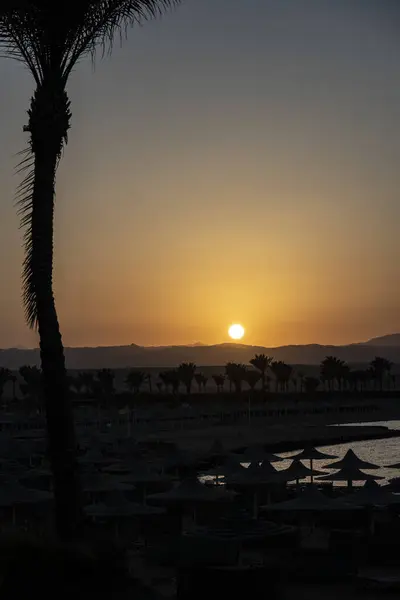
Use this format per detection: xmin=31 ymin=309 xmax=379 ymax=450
xmin=0 ymin=0 xmax=399 ymax=349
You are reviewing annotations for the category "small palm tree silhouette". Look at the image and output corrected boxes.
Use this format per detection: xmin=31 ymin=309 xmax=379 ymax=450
xmin=249 ymin=354 xmax=273 ymax=390
xmin=178 ymin=363 xmax=197 ymax=394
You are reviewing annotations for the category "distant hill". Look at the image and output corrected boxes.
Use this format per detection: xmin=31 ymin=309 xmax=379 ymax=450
xmin=0 ymin=336 xmax=399 ymax=369
xmin=361 ymin=333 xmax=400 ymax=347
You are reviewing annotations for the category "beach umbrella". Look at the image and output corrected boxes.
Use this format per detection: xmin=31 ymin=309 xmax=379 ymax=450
xmin=261 ymin=486 xmax=357 ymax=512
xmin=203 ymin=439 xmax=226 ymax=459
xmin=82 ymin=474 xmax=135 ymax=493
xmin=85 ymin=501 xmax=165 ymax=517
xmin=383 ymin=478 xmax=400 ymax=492
xmin=0 ymin=481 xmax=52 ymax=524
xmin=316 ymin=466 xmax=384 ymax=489
xmin=291 ymin=447 xmax=338 ymax=482
xmin=147 ymin=477 xmax=235 ymax=506
xmin=160 ymin=447 xmax=199 ymax=471
xmin=201 ymin=456 xmax=246 ymax=484
xmin=274 ymin=459 xmax=326 ymax=485
xmin=338 ymin=481 xmax=400 ymax=507
xmin=324 ymin=449 xmax=379 ymax=471
xmin=240 ymin=445 xmax=284 ymax=463
xmin=385 ymin=461 xmax=400 ymax=469
xmin=78 ymin=449 xmax=112 ymax=466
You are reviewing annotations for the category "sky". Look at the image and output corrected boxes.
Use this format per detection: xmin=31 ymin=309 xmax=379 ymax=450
xmin=0 ymin=0 xmax=399 ymax=349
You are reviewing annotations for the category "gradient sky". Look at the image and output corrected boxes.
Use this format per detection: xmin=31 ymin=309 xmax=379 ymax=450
xmin=0 ymin=0 xmax=399 ymax=349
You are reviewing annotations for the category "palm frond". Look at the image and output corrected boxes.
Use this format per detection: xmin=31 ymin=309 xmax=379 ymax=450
xmin=15 ymin=146 xmax=37 ymax=328
xmin=0 ymin=1 xmax=181 ymax=81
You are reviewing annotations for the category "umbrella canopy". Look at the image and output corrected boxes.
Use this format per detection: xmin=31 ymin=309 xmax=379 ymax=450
xmin=261 ymin=486 xmax=357 ymax=512
xmin=85 ymin=501 xmax=165 ymax=517
xmin=201 ymin=456 xmax=246 ymax=479
xmin=274 ymin=459 xmax=326 ymax=483
xmin=316 ymin=466 xmax=384 ymax=483
xmin=78 ymin=449 xmax=111 ymax=466
xmin=203 ymin=439 xmax=226 ymax=459
xmin=385 ymin=462 xmax=400 ymax=469
xmin=324 ymin=449 xmax=379 ymax=470
xmin=160 ymin=447 xmax=199 ymax=470
xmin=338 ymin=481 xmax=400 ymax=506
xmin=292 ymin=447 xmax=338 ymax=461
xmin=240 ymin=445 xmax=283 ymax=463
xmin=383 ymin=478 xmax=400 ymax=492
xmin=82 ymin=474 xmax=135 ymax=493
xmin=119 ymin=462 xmax=172 ymax=485
xmin=0 ymin=482 xmax=52 ymax=506
xmin=147 ymin=477 xmax=235 ymax=505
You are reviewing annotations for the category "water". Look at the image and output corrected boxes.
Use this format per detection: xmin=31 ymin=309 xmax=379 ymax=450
xmin=275 ymin=420 xmax=400 ymax=485
xmin=201 ymin=421 xmax=400 ymax=486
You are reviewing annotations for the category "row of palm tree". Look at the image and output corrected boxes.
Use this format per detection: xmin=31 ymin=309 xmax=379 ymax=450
xmin=320 ymin=355 xmax=393 ymax=392
xmin=1 ymin=354 xmax=396 ymax=402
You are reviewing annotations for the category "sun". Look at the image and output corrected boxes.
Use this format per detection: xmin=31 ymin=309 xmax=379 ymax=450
xmin=228 ymin=324 xmax=245 ymax=340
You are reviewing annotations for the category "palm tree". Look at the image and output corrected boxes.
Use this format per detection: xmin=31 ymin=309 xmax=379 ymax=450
xmin=19 ymin=365 xmax=42 ymax=406
xmin=178 ymin=362 xmax=197 ymax=394
xmin=78 ymin=371 xmax=95 ymax=396
xmin=225 ymin=362 xmax=247 ymax=393
xmin=249 ymin=354 xmax=273 ymax=391
xmin=9 ymin=374 xmax=17 ymax=401
xmin=0 ymin=368 xmax=12 ymax=401
xmin=96 ymin=368 xmax=115 ymax=397
xmin=212 ymin=374 xmax=225 ymax=393
xmin=303 ymin=376 xmax=320 ymax=394
xmin=244 ymin=369 xmax=261 ymax=391
xmin=0 ymin=0 xmax=179 ymax=539
xmin=194 ymin=372 xmax=204 ymax=393
xmin=125 ymin=370 xmax=146 ymax=394
xmin=270 ymin=361 xmax=292 ymax=392
xmin=370 ymin=356 xmax=393 ymax=391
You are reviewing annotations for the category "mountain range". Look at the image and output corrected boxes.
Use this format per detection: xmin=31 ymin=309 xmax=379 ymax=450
xmin=0 ymin=334 xmax=399 ymax=370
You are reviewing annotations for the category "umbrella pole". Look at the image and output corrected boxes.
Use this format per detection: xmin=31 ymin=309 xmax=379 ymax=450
xmin=253 ymin=492 xmax=258 ymax=520
xmin=310 ymin=458 xmax=314 ymax=484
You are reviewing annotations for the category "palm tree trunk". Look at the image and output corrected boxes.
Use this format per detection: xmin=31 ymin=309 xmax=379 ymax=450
xmin=26 ymin=81 xmax=83 ymax=539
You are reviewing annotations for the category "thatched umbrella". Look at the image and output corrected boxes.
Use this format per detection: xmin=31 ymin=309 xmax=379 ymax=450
xmin=338 ymin=480 xmax=400 ymax=506
xmin=291 ymin=447 xmax=338 ymax=482
xmin=261 ymin=485 xmax=357 ymax=512
xmin=316 ymin=466 xmax=384 ymax=489
xmin=324 ymin=449 xmax=379 ymax=471
xmin=240 ymin=445 xmax=284 ymax=464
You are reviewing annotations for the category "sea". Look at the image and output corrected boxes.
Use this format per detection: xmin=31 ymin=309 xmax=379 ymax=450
xmin=276 ymin=420 xmax=400 ymax=485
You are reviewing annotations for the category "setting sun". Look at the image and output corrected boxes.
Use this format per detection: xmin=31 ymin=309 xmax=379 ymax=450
xmin=228 ymin=324 xmax=245 ymax=340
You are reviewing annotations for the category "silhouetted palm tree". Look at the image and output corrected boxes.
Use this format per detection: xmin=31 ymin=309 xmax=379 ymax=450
xmin=244 ymin=369 xmax=261 ymax=391
xmin=194 ymin=372 xmax=204 ymax=393
xmin=212 ymin=374 xmax=225 ymax=393
xmin=178 ymin=362 xmax=196 ymax=394
xmin=9 ymin=374 xmax=17 ymax=401
xmin=0 ymin=368 xmax=12 ymax=401
xmin=0 ymin=0 xmax=179 ymax=539
xmin=304 ymin=376 xmax=320 ymax=394
xmin=70 ymin=375 xmax=84 ymax=395
xmin=370 ymin=356 xmax=393 ymax=391
xmin=249 ymin=354 xmax=273 ymax=391
xmin=19 ymin=365 xmax=42 ymax=406
xmin=125 ymin=370 xmax=146 ymax=394
xmin=225 ymin=362 xmax=247 ymax=393
xmin=270 ymin=361 xmax=292 ymax=392
xmin=96 ymin=368 xmax=115 ymax=397
xmin=320 ymin=356 xmax=347 ymax=391
xmin=297 ymin=370 xmax=305 ymax=392
xmin=78 ymin=371 xmax=95 ymax=396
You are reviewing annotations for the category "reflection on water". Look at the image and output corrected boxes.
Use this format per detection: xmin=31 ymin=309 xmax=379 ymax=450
xmin=276 ymin=420 xmax=400 ymax=485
